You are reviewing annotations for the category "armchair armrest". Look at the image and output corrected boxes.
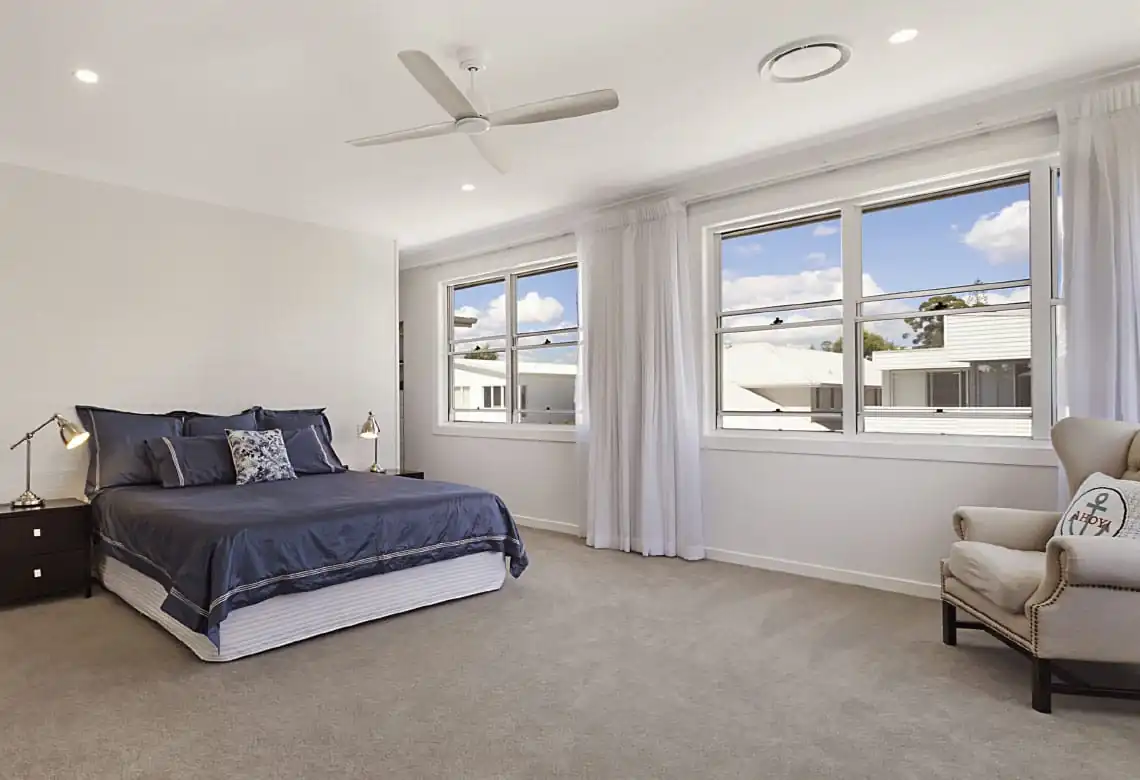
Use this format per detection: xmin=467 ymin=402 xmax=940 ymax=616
xmin=952 ymin=507 xmax=1060 ymax=550
xmin=1027 ymin=536 xmax=1140 ymax=663
xmin=1035 ymin=536 xmax=1140 ymax=595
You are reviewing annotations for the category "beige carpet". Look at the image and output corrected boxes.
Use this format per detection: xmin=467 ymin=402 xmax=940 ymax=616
xmin=1 ymin=530 xmax=1137 ymax=779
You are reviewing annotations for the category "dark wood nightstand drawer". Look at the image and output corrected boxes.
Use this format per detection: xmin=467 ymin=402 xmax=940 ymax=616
xmin=0 ymin=506 xmax=89 ymax=556
xmin=0 ymin=550 xmax=89 ymax=606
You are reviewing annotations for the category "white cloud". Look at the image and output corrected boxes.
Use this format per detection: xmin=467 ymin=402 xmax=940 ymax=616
xmin=733 ymin=241 xmax=764 ymax=257
xmin=805 ymin=251 xmax=831 ymax=268
xmin=963 ymin=200 xmax=1029 ymax=263
xmin=813 ymin=224 xmax=838 ymax=237
xmin=721 ymin=269 xmax=918 ymax=348
xmin=454 ymin=292 xmax=565 ymax=343
xmin=516 ymin=291 xmax=564 ymax=325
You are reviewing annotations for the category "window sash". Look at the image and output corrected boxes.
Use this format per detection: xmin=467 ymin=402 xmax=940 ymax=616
xmin=446 ymin=260 xmax=578 ymax=424
xmin=712 ymin=162 xmax=1056 ymax=440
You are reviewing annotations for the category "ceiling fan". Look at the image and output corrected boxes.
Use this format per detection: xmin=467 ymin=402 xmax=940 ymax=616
xmin=346 ymin=47 xmax=620 ymax=174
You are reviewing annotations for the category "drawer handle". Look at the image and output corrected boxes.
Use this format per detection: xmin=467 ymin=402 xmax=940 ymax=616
xmin=33 ymin=568 xmax=42 ymax=579
xmin=33 ymin=528 xmax=42 ymax=538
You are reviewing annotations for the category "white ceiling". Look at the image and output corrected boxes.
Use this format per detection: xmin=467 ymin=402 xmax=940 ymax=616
xmin=2 ymin=1 xmax=1138 ymax=250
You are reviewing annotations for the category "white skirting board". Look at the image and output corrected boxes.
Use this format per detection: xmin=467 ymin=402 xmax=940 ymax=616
xmin=704 ymin=547 xmax=940 ymax=600
xmin=513 ymin=514 xmax=937 ymax=599
xmin=514 ymin=515 xmax=582 ymax=536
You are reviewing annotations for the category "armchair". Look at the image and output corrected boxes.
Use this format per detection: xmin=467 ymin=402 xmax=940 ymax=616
xmin=941 ymin=417 xmax=1140 ymax=712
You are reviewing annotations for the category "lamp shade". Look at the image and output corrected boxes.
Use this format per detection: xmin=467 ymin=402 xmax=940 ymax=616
xmin=359 ymin=412 xmax=380 ymax=440
xmin=56 ymin=416 xmax=90 ymax=450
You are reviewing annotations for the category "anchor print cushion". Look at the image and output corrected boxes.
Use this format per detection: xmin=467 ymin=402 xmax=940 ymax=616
xmin=1056 ymin=472 xmax=1140 ymax=539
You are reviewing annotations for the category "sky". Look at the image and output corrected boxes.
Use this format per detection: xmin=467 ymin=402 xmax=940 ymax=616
xmin=451 ymin=180 xmax=1035 ymax=360
xmin=720 ymin=180 xmax=1032 ymax=348
xmin=452 ymin=265 xmax=579 ymax=364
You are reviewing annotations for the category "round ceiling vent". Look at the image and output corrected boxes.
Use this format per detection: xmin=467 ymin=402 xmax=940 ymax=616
xmin=759 ymin=38 xmax=852 ymax=83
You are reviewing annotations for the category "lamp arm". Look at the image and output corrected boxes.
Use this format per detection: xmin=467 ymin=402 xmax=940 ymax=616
xmin=8 ymin=414 xmax=62 ymax=451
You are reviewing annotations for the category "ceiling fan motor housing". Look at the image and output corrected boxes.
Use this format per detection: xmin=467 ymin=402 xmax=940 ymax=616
xmin=456 ymin=116 xmax=491 ymax=134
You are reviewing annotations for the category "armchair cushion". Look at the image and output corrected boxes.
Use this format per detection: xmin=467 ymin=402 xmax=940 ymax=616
xmin=953 ymin=507 xmax=1060 ymax=551
xmin=948 ymin=541 xmax=1045 ymax=613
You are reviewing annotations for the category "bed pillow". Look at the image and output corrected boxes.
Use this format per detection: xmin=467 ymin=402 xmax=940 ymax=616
xmin=256 ymin=407 xmax=333 ymax=442
xmin=75 ymin=406 xmax=184 ymax=495
xmin=145 ymin=435 xmax=237 ymax=488
xmin=226 ymin=429 xmax=297 ymax=486
xmin=283 ymin=425 xmax=347 ymax=476
xmin=1056 ymin=472 xmax=1140 ymax=539
xmin=183 ymin=410 xmax=258 ymax=437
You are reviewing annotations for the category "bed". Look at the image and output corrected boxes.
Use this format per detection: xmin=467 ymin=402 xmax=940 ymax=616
xmin=92 ymin=472 xmax=528 ymax=662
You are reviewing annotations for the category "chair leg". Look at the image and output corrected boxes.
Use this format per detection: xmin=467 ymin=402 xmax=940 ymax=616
xmin=1032 ymin=658 xmax=1053 ymax=714
xmin=942 ymin=600 xmax=957 ymax=646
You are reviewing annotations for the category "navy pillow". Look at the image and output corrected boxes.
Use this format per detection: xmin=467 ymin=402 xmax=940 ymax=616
xmin=184 ymin=411 xmax=257 ymax=437
xmin=145 ymin=435 xmax=236 ymax=488
xmin=283 ymin=425 xmax=347 ymax=476
xmin=75 ymin=406 xmax=184 ymax=495
xmin=257 ymin=407 xmax=332 ymax=442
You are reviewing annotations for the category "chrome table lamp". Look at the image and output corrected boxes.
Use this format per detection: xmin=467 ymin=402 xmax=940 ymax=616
xmin=8 ymin=413 xmax=90 ymax=509
xmin=358 ymin=411 xmax=384 ymax=473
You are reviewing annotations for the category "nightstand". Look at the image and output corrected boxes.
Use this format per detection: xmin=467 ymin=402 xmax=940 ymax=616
xmin=0 ymin=498 xmax=92 ymax=606
xmin=388 ymin=469 xmax=425 ymax=479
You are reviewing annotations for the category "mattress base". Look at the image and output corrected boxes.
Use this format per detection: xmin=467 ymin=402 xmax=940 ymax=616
xmin=98 ymin=552 xmax=508 ymax=662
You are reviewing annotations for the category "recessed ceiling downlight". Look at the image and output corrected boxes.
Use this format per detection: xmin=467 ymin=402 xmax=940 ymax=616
xmin=74 ymin=68 xmax=99 ymax=84
xmin=759 ymin=38 xmax=851 ymax=83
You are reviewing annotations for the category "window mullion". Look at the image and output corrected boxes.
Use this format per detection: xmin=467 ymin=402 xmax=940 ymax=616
xmin=506 ymin=273 xmax=518 ymax=424
xmin=446 ymin=284 xmax=455 ymax=423
xmin=841 ymin=204 xmax=861 ymax=437
xmin=1029 ymin=161 xmax=1053 ymax=440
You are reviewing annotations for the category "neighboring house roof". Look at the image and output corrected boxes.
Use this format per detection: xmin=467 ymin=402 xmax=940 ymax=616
xmin=452 ymin=358 xmax=577 ymax=377
xmin=721 ymin=341 xmax=882 ymax=388
xmin=720 ymin=383 xmax=830 ymax=431
xmin=871 ymin=310 xmax=1030 ymax=372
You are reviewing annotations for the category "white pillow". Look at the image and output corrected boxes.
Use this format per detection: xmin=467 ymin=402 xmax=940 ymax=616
xmin=1057 ymin=472 xmax=1140 ymax=539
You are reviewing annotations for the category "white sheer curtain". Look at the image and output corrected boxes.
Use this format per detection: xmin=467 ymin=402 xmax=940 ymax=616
xmin=577 ymin=197 xmax=704 ymax=559
xmin=1060 ymin=81 xmax=1140 ymax=422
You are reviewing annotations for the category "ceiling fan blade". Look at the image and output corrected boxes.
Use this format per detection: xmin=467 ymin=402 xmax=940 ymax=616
xmin=488 ymin=89 xmax=619 ymax=127
xmin=398 ymin=50 xmax=478 ymax=120
xmin=469 ymin=134 xmax=510 ymax=174
xmin=346 ymin=121 xmax=456 ymax=147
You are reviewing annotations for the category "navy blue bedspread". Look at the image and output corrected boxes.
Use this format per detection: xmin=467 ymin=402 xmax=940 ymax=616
xmin=92 ymin=472 xmax=527 ymax=646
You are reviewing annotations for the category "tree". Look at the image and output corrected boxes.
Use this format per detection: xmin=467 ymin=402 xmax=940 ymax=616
xmin=821 ymin=333 xmax=898 ymax=359
xmin=904 ymin=294 xmax=970 ymax=348
xmin=465 ymin=346 xmax=499 ymax=360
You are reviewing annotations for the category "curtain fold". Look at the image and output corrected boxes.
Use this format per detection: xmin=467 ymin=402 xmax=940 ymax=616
xmin=1059 ymin=81 xmax=1140 ymax=423
xmin=577 ymin=197 xmax=704 ymax=559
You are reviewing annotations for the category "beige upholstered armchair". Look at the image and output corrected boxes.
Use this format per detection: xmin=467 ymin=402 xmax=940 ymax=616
xmin=941 ymin=417 xmax=1140 ymax=713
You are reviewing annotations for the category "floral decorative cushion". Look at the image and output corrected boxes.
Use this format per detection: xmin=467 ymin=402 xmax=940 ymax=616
xmin=1056 ymin=472 xmax=1140 ymax=539
xmin=225 ymin=429 xmax=297 ymax=486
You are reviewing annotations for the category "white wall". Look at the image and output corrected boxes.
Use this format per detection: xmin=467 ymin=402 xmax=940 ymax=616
xmin=399 ymin=125 xmax=1063 ymax=594
xmin=401 ymin=236 xmax=581 ymax=533
xmin=0 ymin=162 xmax=399 ymax=500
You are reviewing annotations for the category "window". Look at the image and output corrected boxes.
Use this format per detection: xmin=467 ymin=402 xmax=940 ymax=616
xmin=482 ymin=386 xmax=505 ymax=409
xmin=717 ymin=214 xmax=844 ymax=432
xmin=714 ymin=166 xmax=1058 ymax=439
xmin=447 ymin=261 xmax=579 ymax=426
xmin=860 ymin=177 xmax=1032 ymax=437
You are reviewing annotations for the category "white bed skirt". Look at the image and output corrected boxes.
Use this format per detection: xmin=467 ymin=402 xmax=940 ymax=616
xmin=97 ymin=552 xmax=508 ymax=662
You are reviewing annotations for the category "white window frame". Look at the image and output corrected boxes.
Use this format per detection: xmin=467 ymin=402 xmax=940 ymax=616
xmin=715 ymin=211 xmax=845 ymax=433
xmin=699 ymin=157 xmax=1060 ymax=466
xmin=438 ymin=255 xmax=580 ymax=442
